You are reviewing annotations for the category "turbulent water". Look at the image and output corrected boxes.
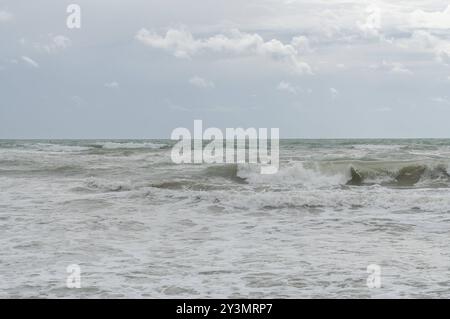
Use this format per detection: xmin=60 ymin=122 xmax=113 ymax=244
xmin=0 ymin=139 xmax=449 ymax=298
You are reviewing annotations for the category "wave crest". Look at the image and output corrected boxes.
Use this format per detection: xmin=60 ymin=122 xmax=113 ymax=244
xmin=99 ymin=142 xmax=167 ymax=149
xmin=231 ymin=161 xmax=450 ymax=188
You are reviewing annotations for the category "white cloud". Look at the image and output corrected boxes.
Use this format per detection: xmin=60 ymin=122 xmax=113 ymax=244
xmin=370 ymin=60 xmax=413 ymax=75
xmin=136 ymin=28 xmax=312 ymax=74
xmin=291 ymin=36 xmax=312 ymax=54
xmin=21 ymin=56 xmax=39 ymax=68
xmin=70 ymin=96 xmax=85 ymax=108
xmin=277 ymin=81 xmax=297 ymax=94
xmin=383 ymin=60 xmax=413 ymax=75
xmin=168 ymin=104 xmax=190 ymax=112
xmin=410 ymin=5 xmax=450 ymax=29
xmin=398 ymin=30 xmax=450 ymax=64
xmin=330 ymin=87 xmax=339 ymax=99
xmin=357 ymin=5 xmax=382 ymax=38
xmin=431 ymin=96 xmax=449 ymax=104
xmin=189 ymin=76 xmax=215 ymax=89
xmin=104 ymin=81 xmax=120 ymax=89
xmin=0 ymin=10 xmax=13 ymax=22
xmin=36 ymin=35 xmax=72 ymax=53
xmin=374 ymin=106 xmax=392 ymax=112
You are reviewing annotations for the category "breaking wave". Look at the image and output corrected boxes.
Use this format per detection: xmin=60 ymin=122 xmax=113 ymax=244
xmin=346 ymin=162 xmax=450 ymax=187
xmin=81 ymin=177 xmax=132 ymax=192
xmin=231 ymin=161 xmax=450 ymax=188
xmin=16 ymin=143 xmax=91 ymax=153
xmin=0 ymin=141 xmax=168 ymax=153
xmin=204 ymin=165 xmax=247 ymax=183
xmin=98 ymin=142 xmax=167 ymax=150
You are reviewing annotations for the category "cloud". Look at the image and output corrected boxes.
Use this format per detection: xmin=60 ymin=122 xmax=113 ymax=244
xmin=188 ymin=76 xmax=215 ymax=89
xmin=330 ymin=87 xmax=339 ymax=99
xmin=357 ymin=5 xmax=382 ymax=38
xmin=277 ymin=81 xmax=297 ymax=94
xmin=370 ymin=60 xmax=413 ymax=75
xmin=70 ymin=95 xmax=86 ymax=108
xmin=431 ymin=96 xmax=449 ymax=104
xmin=36 ymin=35 xmax=72 ymax=54
xmin=410 ymin=5 xmax=450 ymax=29
xmin=136 ymin=28 xmax=312 ymax=74
xmin=21 ymin=56 xmax=39 ymax=68
xmin=0 ymin=10 xmax=13 ymax=22
xmin=398 ymin=30 xmax=450 ymax=64
xmin=104 ymin=81 xmax=120 ymax=89
xmin=383 ymin=61 xmax=413 ymax=75
xmin=374 ymin=106 xmax=392 ymax=113
xmin=290 ymin=36 xmax=313 ymax=54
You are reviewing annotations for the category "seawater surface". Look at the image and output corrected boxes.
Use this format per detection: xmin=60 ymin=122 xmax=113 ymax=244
xmin=0 ymin=139 xmax=449 ymax=298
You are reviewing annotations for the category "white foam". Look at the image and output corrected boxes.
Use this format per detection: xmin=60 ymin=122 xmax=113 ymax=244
xmin=100 ymin=142 xmax=166 ymax=149
xmin=26 ymin=143 xmax=91 ymax=152
xmin=352 ymin=144 xmax=403 ymax=151
xmin=237 ymin=162 xmax=349 ymax=188
xmin=2 ymin=140 xmax=450 ymax=298
xmin=84 ymin=177 xmax=132 ymax=192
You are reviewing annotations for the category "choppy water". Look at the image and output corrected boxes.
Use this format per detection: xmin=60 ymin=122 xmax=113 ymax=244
xmin=0 ymin=139 xmax=449 ymax=298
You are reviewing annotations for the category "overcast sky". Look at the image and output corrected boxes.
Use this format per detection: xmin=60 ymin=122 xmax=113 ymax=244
xmin=1 ymin=0 xmax=450 ymax=138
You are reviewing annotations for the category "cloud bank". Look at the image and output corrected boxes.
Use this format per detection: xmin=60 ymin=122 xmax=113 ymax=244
xmin=136 ymin=28 xmax=312 ymax=74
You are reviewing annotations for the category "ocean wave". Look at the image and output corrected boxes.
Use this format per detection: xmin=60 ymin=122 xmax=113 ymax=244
xmin=0 ymin=141 xmax=169 ymax=153
xmin=204 ymin=165 xmax=247 ymax=183
xmin=150 ymin=180 xmax=226 ymax=191
xmin=236 ymin=163 xmax=349 ymax=188
xmin=82 ymin=177 xmax=132 ymax=192
xmin=347 ymin=162 xmax=450 ymax=187
xmin=351 ymin=144 xmax=404 ymax=151
xmin=231 ymin=161 xmax=450 ymax=189
xmin=99 ymin=142 xmax=167 ymax=150
xmin=19 ymin=143 xmax=91 ymax=153
xmin=199 ymin=185 xmax=450 ymax=212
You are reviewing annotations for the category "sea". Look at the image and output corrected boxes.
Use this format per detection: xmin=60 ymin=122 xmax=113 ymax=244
xmin=0 ymin=139 xmax=449 ymax=298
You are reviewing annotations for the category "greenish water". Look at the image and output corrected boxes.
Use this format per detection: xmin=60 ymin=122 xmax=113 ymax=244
xmin=0 ymin=139 xmax=449 ymax=298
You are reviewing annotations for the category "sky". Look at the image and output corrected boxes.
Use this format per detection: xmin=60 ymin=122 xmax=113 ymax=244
xmin=1 ymin=0 xmax=450 ymax=138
